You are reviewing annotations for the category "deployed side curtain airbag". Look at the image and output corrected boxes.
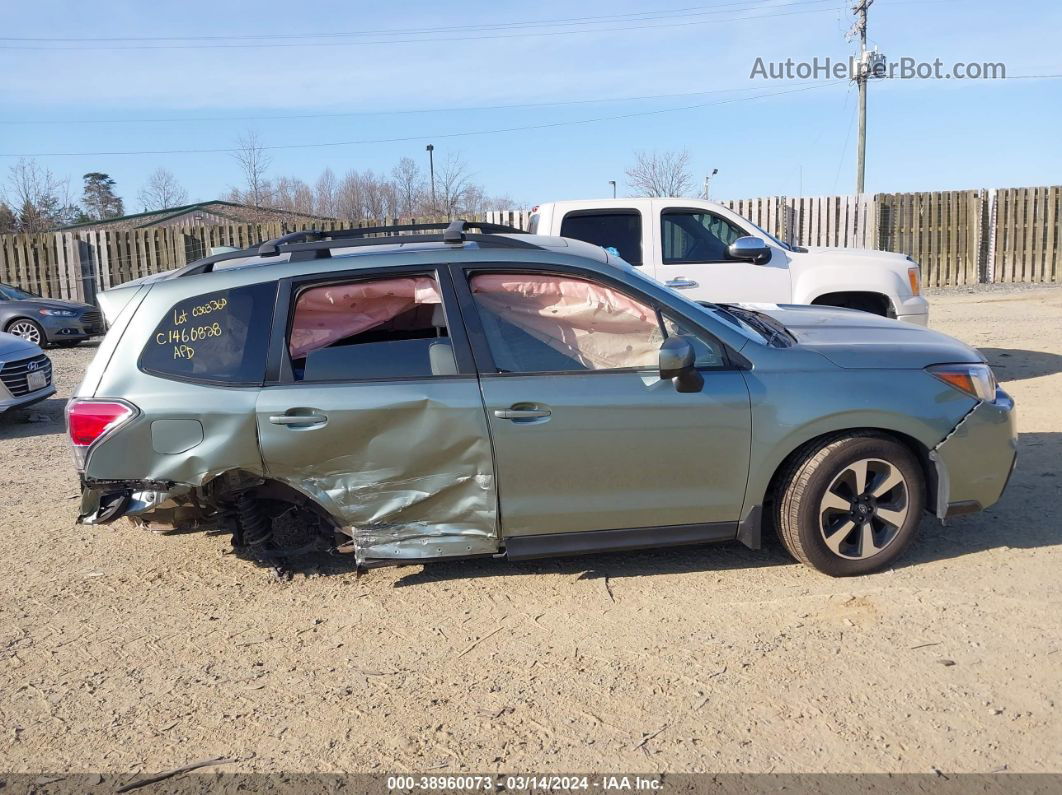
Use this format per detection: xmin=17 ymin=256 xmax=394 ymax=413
xmin=470 ymin=274 xmax=662 ymax=370
xmin=289 ymin=277 xmax=441 ymax=359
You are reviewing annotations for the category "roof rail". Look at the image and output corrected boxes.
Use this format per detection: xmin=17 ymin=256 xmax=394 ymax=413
xmin=172 ymin=220 xmax=534 ymax=278
xmin=258 ymin=229 xmax=324 ymax=256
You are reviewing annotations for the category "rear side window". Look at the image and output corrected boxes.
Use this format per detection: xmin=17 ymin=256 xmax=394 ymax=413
xmin=288 ymin=275 xmax=455 ymax=381
xmin=141 ymin=282 xmax=277 ymax=385
xmin=560 ymin=211 xmax=643 ymax=265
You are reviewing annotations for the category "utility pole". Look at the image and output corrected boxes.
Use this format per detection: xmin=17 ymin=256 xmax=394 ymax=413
xmin=608 ymin=180 xmax=616 ymax=198
xmin=851 ymin=0 xmax=873 ymax=194
xmin=425 ymin=144 xmax=437 ymax=213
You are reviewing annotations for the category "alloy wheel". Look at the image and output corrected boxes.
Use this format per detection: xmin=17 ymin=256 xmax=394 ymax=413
xmin=818 ymin=457 xmax=910 ymax=560
xmin=7 ymin=321 xmax=41 ymax=345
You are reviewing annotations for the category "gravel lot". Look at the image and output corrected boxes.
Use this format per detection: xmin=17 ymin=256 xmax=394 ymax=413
xmin=1 ymin=284 xmax=1060 ymax=776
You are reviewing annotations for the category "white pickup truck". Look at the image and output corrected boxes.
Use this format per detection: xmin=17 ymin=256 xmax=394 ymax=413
xmin=528 ymin=198 xmax=929 ymax=325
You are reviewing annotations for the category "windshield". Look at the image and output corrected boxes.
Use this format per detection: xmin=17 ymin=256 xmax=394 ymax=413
xmin=0 ymin=283 xmax=37 ymax=300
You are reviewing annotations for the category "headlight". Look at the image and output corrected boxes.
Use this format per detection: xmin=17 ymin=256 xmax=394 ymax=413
xmin=907 ymin=266 xmax=921 ymax=296
xmin=38 ymin=308 xmax=78 ymax=317
xmin=927 ymin=363 xmax=996 ymax=401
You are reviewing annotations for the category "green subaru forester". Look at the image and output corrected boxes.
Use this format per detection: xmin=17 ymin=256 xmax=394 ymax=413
xmin=68 ymin=221 xmax=1016 ymax=577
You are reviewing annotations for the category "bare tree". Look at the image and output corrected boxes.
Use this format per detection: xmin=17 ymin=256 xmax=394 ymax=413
xmin=337 ymin=169 xmax=364 ymax=220
xmin=232 ymin=131 xmax=272 ymax=208
xmin=438 ymin=153 xmax=472 ymax=219
xmin=136 ymin=168 xmax=188 ymax=211
xmin=360 ymin=170 xmax=389 ymax=220
xmin=314 ymin=168 xmax=338 ymax=218
xmin=391 ymin=157 xmax=424 ymax=217
xmin=5 ymin=158 xmax=78 ymax=231
xmin=625 ymin=150 xmax=693 ymax=198
xmin=273 ymin=176 xmax=315 ymax=215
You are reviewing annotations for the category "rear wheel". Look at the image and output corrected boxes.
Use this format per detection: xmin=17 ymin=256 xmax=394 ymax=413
xmin=6 ymin=318 xmax=44 ymax=346
xmin=775 ymin=433 xmax=924 ymax=576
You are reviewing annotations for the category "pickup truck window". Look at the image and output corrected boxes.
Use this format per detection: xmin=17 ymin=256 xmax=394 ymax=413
xmin=560 ymin=210 xmax=642 ymax=266
xmin=661 ymin=210 xmax=745 ymax=264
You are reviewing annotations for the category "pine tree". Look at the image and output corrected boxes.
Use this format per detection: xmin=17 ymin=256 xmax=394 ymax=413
xmin=81 ymin=172 xmax=125 ymax=220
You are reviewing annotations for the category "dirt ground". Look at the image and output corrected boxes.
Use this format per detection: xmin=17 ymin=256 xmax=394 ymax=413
xmin=1 ymin=284 xmax=1060 ymax=777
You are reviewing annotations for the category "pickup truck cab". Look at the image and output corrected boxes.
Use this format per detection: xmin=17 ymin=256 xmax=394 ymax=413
xmin=529 ymin=198 xmax=929 ymax=325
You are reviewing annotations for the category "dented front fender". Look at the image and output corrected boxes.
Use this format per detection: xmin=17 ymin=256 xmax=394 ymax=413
xmin=931 ymin=388 xmax=1018 ymax=519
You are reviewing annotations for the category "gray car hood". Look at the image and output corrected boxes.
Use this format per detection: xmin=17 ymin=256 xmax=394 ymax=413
xmin=0 ymin=330 xmax=43 ymax=359
xmin=744 ymin=304 xmax=984 ymax=369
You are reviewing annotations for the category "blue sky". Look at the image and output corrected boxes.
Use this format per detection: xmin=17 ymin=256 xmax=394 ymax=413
xmin=1 ymin=0 xmax=1059 ymax=209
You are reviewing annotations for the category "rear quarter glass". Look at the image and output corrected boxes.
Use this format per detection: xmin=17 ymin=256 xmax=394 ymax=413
xmin=139 ymin=282 xmax=277 ymax=385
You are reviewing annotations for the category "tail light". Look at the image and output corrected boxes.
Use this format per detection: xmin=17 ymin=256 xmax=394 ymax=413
xmin=66 ymin=399 xmax=137 ymax=470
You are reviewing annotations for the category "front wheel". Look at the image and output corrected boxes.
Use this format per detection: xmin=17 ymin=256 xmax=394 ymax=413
xmin=6 ymin=318 xmax=45 ymax=346
xmin=774 ymin=433 xmax=925 ymax=576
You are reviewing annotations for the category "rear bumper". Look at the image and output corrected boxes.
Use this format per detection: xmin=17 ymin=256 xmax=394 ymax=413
xmin=932 ymin=387 xmax=1018 ymax=517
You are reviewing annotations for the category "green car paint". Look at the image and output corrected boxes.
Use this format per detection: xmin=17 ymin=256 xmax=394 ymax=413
xmin=71 ymin=234 xmax=1016 ymax=571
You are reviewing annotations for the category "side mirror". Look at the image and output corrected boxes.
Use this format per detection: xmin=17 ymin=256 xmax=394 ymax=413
xmin=727 ymin=236 xmax=771 ymax=264
xmin=659 ymin=336 xmax=704 ymax=393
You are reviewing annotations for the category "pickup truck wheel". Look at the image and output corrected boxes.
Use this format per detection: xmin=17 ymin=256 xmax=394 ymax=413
xmin=775 ymin=434 xmax=924 ymax=576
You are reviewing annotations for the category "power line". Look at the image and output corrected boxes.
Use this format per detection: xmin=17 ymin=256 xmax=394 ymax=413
xmin=2 ymin=82 xmax=833 ymax=126
xmin=0 ymin=3 xmax=872 ymax=51
xmin=0 ymin=0 xmax=829 ymax=42
xmin=0 ymin=82 xmax=847 ymax=158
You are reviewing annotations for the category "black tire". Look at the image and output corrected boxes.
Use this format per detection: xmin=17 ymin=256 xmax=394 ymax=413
xmin=774 ymin=433 xmax=925 ymax=576
xmin=5 ymin=318 xmax=45 ymax=346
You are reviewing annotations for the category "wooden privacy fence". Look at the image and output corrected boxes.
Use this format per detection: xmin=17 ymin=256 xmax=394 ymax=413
xmin=0 ymin=211 xmax=530 ymax=303
xmin=720 ymin=186 xmax=1062 ymax=287
xmin=2 ymin=192 xmax=1060 ymax=300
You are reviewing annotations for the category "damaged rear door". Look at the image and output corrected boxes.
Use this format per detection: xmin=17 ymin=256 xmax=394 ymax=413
xmin=255 ymin=265 xmax=498 ymax=564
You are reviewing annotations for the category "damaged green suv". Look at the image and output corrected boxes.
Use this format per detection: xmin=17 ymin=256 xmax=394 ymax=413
xmin=68 ymin=221 xmax=1017 ymax=577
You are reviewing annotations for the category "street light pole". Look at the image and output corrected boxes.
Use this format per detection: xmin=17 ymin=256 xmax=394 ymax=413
xmin=426 ymin=144 xmax=437 ymax=214
xmin=608 ymin=180 xmax=616 ymax=198
xmin=703 ymin=168 xmax=718 ymax=200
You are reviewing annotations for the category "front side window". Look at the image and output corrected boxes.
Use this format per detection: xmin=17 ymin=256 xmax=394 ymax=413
xmin=288 ymin=275 xmax=455 ymax=381
xmin=662 ymin=314 xmax=726 ymax=368
xmin=469 ymin=273 xmax=663 ymax=373
xmin=661 ymin=210 xmax=745 ymax=263
xmin=141 ymin=282 xmax=277 ymax=384
xmin=560 ymin=211 xmax=643 ymax=265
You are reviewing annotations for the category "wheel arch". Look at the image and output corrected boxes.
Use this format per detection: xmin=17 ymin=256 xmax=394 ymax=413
xmin=759 ymin=426 xmax=938 ymax=520
xmin=4 ymin=315 xmax=44 ymax=333
xmin=810 ymin=291 xmax=893 ymax=317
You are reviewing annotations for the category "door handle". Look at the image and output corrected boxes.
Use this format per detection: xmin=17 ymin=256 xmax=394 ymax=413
xmin=494 ymin=407 xmax=551 ymax=421
xmin=269 ymin=413 xmax=328 ymax=427
xmin=666 ymin=278 xmax=699 ymax=289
